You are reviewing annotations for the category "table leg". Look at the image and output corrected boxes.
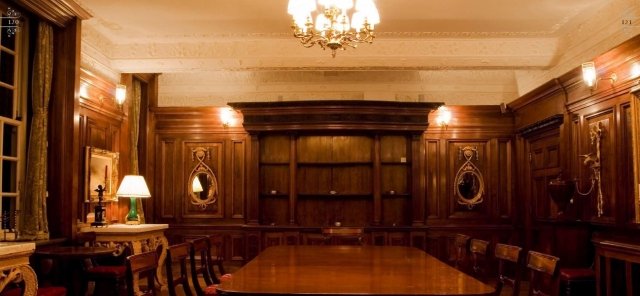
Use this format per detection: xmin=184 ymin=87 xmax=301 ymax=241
xmin=0 ymin=264 xmax=38 ymax=295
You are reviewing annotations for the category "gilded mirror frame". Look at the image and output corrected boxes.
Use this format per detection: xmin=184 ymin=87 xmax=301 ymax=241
xmin=188 ymin=147 xmax=219 ymax=209
xmin=454 ymin=146 xmax=485 ymax=209
xmin=84 ymin=146 xmax=119 ymax=202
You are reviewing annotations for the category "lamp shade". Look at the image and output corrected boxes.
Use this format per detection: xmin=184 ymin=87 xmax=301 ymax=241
xmin=116 ymin=175 xmax=151 ymax=198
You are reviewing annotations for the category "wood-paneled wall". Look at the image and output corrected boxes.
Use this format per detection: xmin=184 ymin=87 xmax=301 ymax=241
xmin=508 ymin=34 xmax=640 ymax=275
xmin=147 ymin=103 xmax=515 ymax=264
xmin=77 ymin=68 xmax=126 ymax=224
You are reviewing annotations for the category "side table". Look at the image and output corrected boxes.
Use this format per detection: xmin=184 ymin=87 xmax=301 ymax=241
xmin=0 ymin=242 xmax=37 ymax=294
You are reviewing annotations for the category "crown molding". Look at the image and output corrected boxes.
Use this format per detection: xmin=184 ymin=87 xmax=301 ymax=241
xmin=15 ymin=0 xmax=91 ymax=27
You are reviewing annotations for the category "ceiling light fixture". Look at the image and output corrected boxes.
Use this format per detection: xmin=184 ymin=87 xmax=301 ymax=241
xmin=287 ymin=0 xmax=380 ymax=58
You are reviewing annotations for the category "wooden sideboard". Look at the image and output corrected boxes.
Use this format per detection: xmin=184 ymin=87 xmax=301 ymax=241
xmin=0 ymin=242 xmax=38 ymax=294
xmin=79 ymin=224 xmax=169 ymax=288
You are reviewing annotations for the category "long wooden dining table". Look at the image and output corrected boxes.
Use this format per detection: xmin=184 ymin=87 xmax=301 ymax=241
xmin=216 ymin=245 xmax=495 ymax=296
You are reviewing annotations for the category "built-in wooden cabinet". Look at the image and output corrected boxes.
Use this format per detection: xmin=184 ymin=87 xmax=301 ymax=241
xmin=259 ymin=134 xmax=410 ymax=227
xmin=230 ymin=100 xmax=442 ymax=229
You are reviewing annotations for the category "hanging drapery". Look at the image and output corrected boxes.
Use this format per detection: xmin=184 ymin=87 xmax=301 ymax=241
xmin=130 ymin=79 xmax=145 ymax=223
xmin=19 ymin=22 xmax=53 ymax=240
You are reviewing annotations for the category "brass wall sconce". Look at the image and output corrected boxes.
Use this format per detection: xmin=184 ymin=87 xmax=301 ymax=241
xmin=581 ymin=61 xmax=617 ymax=90
xmin=574 ymin=121 xmax=605 ymax=217
xmin=631 ymin=61 xmax=640 ymax=83
xmin=220 ymin=107 xmax=235 ymax=128
xmin=435 ymin=106 xmax=452 ymax=129
xmin=115 ymin=84 xmax=127 ymax=107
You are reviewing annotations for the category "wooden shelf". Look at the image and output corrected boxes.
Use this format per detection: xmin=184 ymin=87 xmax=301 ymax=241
xmin=381 ymin=161 xmax=411 ymax=165
xmin=382 ymin=193 xmax=410 ymax=198
xmin=260 ymin=162 xmax=290 ymax=166
xmin=260 ymin=193 xmax=289 ymax=198
xmin=297 ymin=162 xmax=372 ymax=166
xmin=298 ymin=193 xmax=372 ymax=199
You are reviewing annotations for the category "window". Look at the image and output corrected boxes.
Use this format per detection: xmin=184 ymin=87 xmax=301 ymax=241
xmin=0 ymin=2 xmax=26 ymax=234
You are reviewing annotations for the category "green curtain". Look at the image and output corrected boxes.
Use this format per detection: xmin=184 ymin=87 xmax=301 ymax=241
xmin=19 ymin=22 xmax=53 ymax=240
xmin=130 ymin=79 xmax=145 ymax=223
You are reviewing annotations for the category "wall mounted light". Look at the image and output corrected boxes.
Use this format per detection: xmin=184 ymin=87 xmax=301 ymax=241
xmin=631 ymin=61 xmax=640 ymax=82
xmin=115 ymin=84 xmax=127 ymax=106
xmin=581 ymin=61 xmax=617 ymax=90
xmin=435 ymin=106 xmax=452 ymax=128
xmin=220 ymin=107 xmax=235 ymax=128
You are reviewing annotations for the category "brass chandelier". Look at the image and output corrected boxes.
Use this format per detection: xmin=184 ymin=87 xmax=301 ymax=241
xmin=287 ymin=0 xmax=380 ymax=57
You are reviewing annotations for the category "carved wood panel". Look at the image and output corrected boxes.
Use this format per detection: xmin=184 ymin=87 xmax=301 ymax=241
xmin=183 ymin=142 xmax=223 ymax=218
xmin=447 ymin=141 xmax=489 ymax=219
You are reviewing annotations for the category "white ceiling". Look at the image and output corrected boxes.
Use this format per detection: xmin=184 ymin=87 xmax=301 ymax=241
xmin=78 ymin=0 xmax=639 ymax=106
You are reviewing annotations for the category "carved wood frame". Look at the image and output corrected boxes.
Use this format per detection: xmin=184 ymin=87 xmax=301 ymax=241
xmin=631 ymin=86 xmax=640 ymax=223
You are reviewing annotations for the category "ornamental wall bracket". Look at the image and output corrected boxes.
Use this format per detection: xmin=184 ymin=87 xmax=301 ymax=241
xmin=454 ymin=146 xmax=485 ymax=209
xmin=575 ymin=121 xmax=605 ymax=217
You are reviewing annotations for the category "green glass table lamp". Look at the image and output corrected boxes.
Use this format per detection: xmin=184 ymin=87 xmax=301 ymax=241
xmin=116 ymin=175 xmax=151 ymax=225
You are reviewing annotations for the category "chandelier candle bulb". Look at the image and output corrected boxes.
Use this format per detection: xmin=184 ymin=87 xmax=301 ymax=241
xmin=287 ymin=0 xmax=379 ymax=57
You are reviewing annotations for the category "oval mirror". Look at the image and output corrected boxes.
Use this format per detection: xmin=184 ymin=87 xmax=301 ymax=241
xmin=191 ymin=173 xmax=212 ymax=200
xmin=457 ymin=171 xmax=481 ymax=200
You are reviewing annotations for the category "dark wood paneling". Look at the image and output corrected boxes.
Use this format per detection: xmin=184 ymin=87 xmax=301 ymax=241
xmin=426 ymin=140 xmax=440 ymax=219
xmin=231 ymin=139 xmax=246 ymax=219
xmin=158 ymin=139 xmax=176 ymax=220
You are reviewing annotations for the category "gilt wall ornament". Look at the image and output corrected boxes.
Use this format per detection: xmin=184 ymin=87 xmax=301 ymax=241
xmin=188 ymin=147 xmax=219 ymax=209
xmin=455 ymin=146 xmax=485 ymax=209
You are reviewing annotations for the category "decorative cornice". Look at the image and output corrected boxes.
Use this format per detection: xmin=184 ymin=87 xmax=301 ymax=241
xmin=15 ymin=0 xmax=91 ymax=27
xmin=516 ymin=114 xmax=564 ymax=136
xmin=229 ymin=100 xmax=443 ymax=133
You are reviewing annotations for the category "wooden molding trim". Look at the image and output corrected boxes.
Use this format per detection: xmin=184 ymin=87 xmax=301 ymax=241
xmin=15 ymin=0 xmax=91 ymax=27
xmin=228 ymin=100 xmax=443 ymax=133
xmin=515 ymin=114 xmax=563 ymax=137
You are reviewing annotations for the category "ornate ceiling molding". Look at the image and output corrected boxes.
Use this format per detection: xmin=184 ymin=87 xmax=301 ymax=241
xmin=16 ymin=0 xmax=91 ymax=27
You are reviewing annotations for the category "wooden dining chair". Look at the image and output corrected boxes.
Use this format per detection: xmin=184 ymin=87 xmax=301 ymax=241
xmin=493 ymin=243 xmax=522 ymax=296
xmin=77 ymin=231 xmax=128 ymax=296
xmin=206 ymin=235 xmax=227 ymax=281
xmin=469 ymin=239 xmax=491 ymax=282
xmin=165 ymin=243 xmax=193 ymax=296
xmin=190 ymin=237 xmax=218 ymax=295
xmin=526 ymin=251 xmax=560 ymax=296
xmin=451 ymin=234 xmax=471 ymax=271
xmin=321 ymin=227 xmax=365 ymax=245
xmin=125 ymin=251 xmax=158 ymax=296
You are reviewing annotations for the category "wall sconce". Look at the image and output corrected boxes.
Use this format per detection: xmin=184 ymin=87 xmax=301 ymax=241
xmin=574 ymin=121 xmax=605 ymax=217
xmin=435 ymin=106 xmax=452 ymax=128
xmin=631 ymin=61 xmax=640 ymax=82
xmin=581 ymin=61 xmax=617 ymax=90
xmin=115 ymin=84 xmax=127 ymax=106
xmin=220 ymin=107 xmax=235 ymax=128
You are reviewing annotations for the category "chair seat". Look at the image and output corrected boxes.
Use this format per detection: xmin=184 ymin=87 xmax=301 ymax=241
xmin=204 ymin=284 xmax=219 ymax=295
xmin=86 ymin=265 xmax=127 ymax=277
xmin=559 ymin=268 xmax=595 ymax=280
xmin=2 ymin=286 xmax=67 ymax=296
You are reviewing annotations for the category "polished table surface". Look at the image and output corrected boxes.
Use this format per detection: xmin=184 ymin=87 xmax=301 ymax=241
xmin=217 ymin=245 xmax=495 ymax=296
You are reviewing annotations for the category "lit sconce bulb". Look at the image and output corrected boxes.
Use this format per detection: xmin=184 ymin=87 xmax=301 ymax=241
xmin=631 ymin=61 xmax=640 ymax=79
xmin=220 ymin=107 xmax=235 ymax=128
xmin=581 ymin=62 xmax=597 ymax=88
xmin=115 ymin=84 xmax=127 ymax=106
xmin=435 ymin=106 xmax=452 ymax=128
